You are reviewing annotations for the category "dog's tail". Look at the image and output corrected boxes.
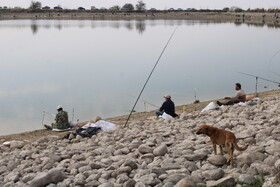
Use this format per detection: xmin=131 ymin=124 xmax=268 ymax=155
xmin=232 ymin=140 xmax=248 ymax=151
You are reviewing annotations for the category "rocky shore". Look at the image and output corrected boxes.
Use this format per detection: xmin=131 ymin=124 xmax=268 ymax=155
xmin=0 ymin=90 xmax=280 ymax=186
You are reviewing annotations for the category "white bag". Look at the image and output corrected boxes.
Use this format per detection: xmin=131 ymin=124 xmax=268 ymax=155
xmin=159 ymin=112 xmax=173 ymax=119
xmin=201 ymin=101 xmax=219 ymax=112
xmin=95 ymin=120 xmax=116 ymax=133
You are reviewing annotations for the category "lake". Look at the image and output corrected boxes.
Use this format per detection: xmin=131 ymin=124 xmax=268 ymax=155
xmin=0 ymin=19 xmax=280 ymax=135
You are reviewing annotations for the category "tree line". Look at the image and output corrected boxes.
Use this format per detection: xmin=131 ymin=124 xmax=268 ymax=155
xmin=0 ymin=0 xmax=146 ymax=12
xmin=0 ymin=1 xmax=280 ymax=13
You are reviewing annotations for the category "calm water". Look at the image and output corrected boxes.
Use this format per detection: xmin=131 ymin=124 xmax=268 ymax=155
xmin=0 ymin=19 xmax=280 ymax=135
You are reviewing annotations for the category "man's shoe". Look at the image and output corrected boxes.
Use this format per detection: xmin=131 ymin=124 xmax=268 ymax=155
xmin=44 ymin=124 xmax=52 ymax=130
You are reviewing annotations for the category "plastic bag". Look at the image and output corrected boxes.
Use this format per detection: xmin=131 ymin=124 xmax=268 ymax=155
xmin=201 ymin=101 xmax=219 ymax=112
xmin=159 ymin=112 xmax=173 ymax=119
xmin=95 ymin=120 xmax=116 ymax=133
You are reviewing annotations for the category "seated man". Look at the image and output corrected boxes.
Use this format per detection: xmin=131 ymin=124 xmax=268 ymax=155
xmin=156 ymin=94 xmax=178 ymax=118
xmin=217 ymin=83 xmax=246 ymax=106
xmin=44 ymin=105 xmax=70 ymax=130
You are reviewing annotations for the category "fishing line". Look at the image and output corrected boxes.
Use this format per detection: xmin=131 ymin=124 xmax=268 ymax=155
xmin=236 ymin=71 xmax=280 ymax=96
xmin=237 ymin=71 xmax=280 ymax=85
xmin=267 ymin=49 xmax=280 ymax=77
xmin=124 ymin=27 xmax=178 ymax=128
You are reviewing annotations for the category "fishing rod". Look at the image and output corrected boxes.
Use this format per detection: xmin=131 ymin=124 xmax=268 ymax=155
xmin=236 ymin=71 xmax=280 ymax=96
xmin=124 ymin=27 xmax=178 ymax=128
xmin=72 ymin=108 xmax=75 ymax=122
xmin=41 ymin=112 xmax=45 ymax=126
xmin=143 ymin=100 xmax=160 ymax=108
xmin=128 ymin=94 xmax=159 ymax=108
xmin=143 ymin=100 xmax=159 ymax=112
xmin=35 ymin=107 xmax=56 ymax=117
xmin=42 ymin=110 xmax=55 ymax=117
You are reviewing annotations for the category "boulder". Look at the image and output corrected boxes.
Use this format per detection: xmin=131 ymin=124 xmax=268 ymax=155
xmin=29 ymin=172 xmax=50 ymax=187
xmin=206 ymin=176 xmax=236 ymax=187
xmin=163 ymin=174 xmax=186 ymax=184
xmin=175 ymin=178 xmax=195 ymax=187
xmin=124 ymin=159 xmax=138 ymax=170
xmin=202 ymin=169 xmax=224 ymax=180
xmin=161 ymin=163 xmax=181 ymax=170
xmin=138 ymin=145 xmax=153 ymax=154
xmin=10 ymin=141 xmax=25 ymax=149
xmin=153 ymin=144 xmax=168 ymax=156
xmin=184 ymin=153 xmax=207 ymax=161
xmin=124 ymin=179 xmax=136 ymax=187
xmin=238 ymin=174 xmax=257 ymax=184
xmin=275 ymin=159 xmax=280 ymax=170
xmin=48 ymin=168 xmax=66 ymax=183
xmin=207 ymin=155 xmax=227 ymax=166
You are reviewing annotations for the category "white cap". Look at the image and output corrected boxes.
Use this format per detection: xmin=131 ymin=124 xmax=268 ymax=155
xmin=164 ymin=94 xmax=171 ymax=99
xmin=57 ymin=105 xmax=63 ymax=110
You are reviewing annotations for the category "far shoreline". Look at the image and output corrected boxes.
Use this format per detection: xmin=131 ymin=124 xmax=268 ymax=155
xmin=1 ymin=89 xmax=280 ymax=144
xmin=0 ymin=12 xmax=279 ymax=26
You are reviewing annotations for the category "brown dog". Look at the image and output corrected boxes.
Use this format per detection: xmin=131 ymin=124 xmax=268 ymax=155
xmin=196 ymin=124 xmax=248 ymax=166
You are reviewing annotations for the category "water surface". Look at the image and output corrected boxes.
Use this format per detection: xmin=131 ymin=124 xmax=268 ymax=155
xmin=0 ymin=19 xmax=280 ymax=135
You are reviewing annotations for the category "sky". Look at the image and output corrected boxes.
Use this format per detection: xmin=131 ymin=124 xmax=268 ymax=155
xmin=0 ymin=0 xmax=279 ymax=10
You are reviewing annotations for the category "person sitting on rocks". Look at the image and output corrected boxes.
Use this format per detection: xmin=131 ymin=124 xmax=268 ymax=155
xmin=44 ymin=105 xmax=70 ymax=130
xmin=217 ymin=83 xmax=246 ymax=106
xmin=155 ymin=94 xmax=178 ymax=118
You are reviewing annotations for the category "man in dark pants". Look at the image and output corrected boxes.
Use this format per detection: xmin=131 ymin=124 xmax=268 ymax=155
xmin=156 ymin=94 xmax=178 ymax=118
xmin=217 ymin=83 xmax=246 ymax=106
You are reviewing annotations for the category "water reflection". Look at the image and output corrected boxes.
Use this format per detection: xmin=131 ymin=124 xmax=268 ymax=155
xmin=0 ymin=19 xmax=279 ymax=36
xmin=30 ymin=21 xmax=38 ymax=34
xmin=135 ymin=20 xmax=145 ymax=34
xmin=234 ymin=20 xmax=280 ymax=29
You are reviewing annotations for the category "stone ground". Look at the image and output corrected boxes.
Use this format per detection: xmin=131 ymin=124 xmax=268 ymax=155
xmin=0 ymin=90 xmax=280 ymax=186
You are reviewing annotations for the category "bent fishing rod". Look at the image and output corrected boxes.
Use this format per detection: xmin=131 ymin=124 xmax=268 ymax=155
xmin=124 ymin=27 xmax=178 ymax=128
xmin=236 ymin=71 xmax=280 ymax=96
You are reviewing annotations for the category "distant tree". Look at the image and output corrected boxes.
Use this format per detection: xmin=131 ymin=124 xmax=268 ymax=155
xmin=122 ymin=3 xmax=134 ymax=11
xmin=29 ymin=1 xmax=42 ymax=10
xmin=54 ymin=5 xmax=62 ymax=10
xmin=136 ymin=0 xmax=146 ymax=11
xmin=109 ymin=5 xmax=120 ymax=11
xmin=222 ymin=7 xmax=229 ymax=12
xmin=234 ymin=8 xmax=243 ymax=12
xmin=91 ymin=6 xmax=97 ymax=10
xmin=78 ymin=7 xmax=85 ymax=10
xmin=230 ymin=6 xmax=243 ymax=12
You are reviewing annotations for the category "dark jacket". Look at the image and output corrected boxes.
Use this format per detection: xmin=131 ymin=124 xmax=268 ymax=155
xmin=159 ymin=99 xmax=178 ymax=117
